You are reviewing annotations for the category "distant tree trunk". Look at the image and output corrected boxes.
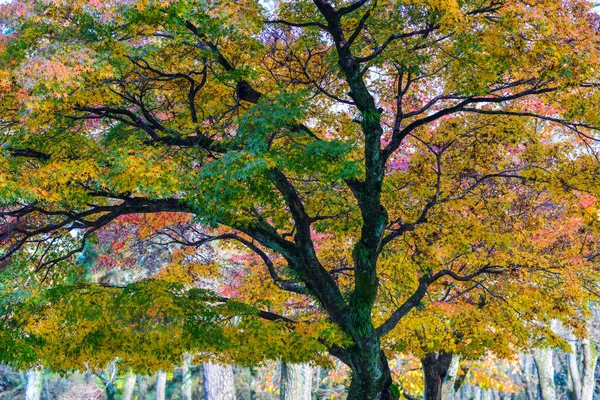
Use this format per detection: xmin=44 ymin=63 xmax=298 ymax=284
xmin=203 ymin=363 xmax=235 ymax=400
xmin=156 ymin=370 xmax=167 ymax=400
xmin=249 ymin=367 xmax=258 ymax=400
xmin=84 ymin=369 xmax=95 ymax=385
xmin=122 ymin=372 xmax=137 ymax=400
xmin=580 ymin=338 xmax=597 ymax=400
xmin=532 ymin=348 xmax=555 ymax=400
xmin=568 ymin=341 xmax=582 ymax=400
xmin=421 ymin=352 xmax=454 ymax=400
xmin=138 ymin=376 xmax=148 ymax=400
xmin=481 ymin=388 xmax=492 ymax=400
xmin=25 ymin=370 xmax=42 ymax=400
xmin=280 ymin=362 xmax=312 ymax=400
xmin=473 ymin=385 xmax=482 ymax=400
xmin=182 ymin=354 xmax=193 ymax=400
xmin=441 ymin=354 xmax=460 ymax=400
xmin=521 ymin=354 xmax=537 ymax=400
xmin=100 ymin=362 xmax=118 ymax=400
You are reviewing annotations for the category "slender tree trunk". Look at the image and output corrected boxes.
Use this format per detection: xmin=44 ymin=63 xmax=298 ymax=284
xmin=182 ymin=354 xmax=193 ymax=400
xmin=532 ymin=348 xmax=556 ymax=400
xmin=84 ymin=369 xmax=94 ymax=385
xmin=248 ymin=367 xmax=257 ymax=400
xmin=580 ymin=338 xmax=596 ymax=400
xmin=568 ymin=340 xmax=582 ymax=400
xmin=25 ymin=369 xmax=42 ymax=400
xmin=103 ymin=362 xmax=118 ymax=400
xmin=473 ymin=385 xmax=482 ymax=400
xmin=122 ymin=372 xmax=137 ymax=400
xmin=156 ymin=370 xmax=167 ymax=400
xmin=139 ymin=376 xmax=148 ymax=400
xmin=481 ymin=388 xmax=492 ymax=400
xmin=441 ymin=354 xmax=460 ymax=400
xmin=280 ymin=362 xmax=313 ymax=400
xmin=521 ymin=354 xmax=537 ymax=400
xmin=421 ymin=352 xmax=454 ymax=400
xmin=203 ymin=363 xmax=235 ymax=400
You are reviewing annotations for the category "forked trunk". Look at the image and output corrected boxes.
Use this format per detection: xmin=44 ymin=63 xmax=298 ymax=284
xmin=421 ymin=352 xmax=454 ymax=400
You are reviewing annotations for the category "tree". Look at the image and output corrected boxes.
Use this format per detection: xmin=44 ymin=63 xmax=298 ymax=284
xmin=122 ymin=372 xmax=137 ymax=400
xmin=2 ymin=1 xmax=600 ymax=399
xmin=155 ymin=370 xmax=167 ymax=400
xmin=181 ymin=354 xmax=193 ymax=400
xmin=532 ymin=347 xmax=556 ymax=400
xmin=24 ymin=369 xmax=41 ymax=400
xmin=388 ymin=177 xmax=600 ymax=399
xmin=280 ymin=362 xmax=313 ymax=400
xmin=203 ymin=363 xmax=236 ymax=400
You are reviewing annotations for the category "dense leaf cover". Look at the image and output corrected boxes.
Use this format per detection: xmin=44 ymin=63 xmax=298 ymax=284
xmin=1 ymin=0 xmax=600 ymax=397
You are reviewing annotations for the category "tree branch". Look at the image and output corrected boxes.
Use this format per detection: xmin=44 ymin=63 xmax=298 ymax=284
xmin=376 ymin=265 xmax=504 ymax=337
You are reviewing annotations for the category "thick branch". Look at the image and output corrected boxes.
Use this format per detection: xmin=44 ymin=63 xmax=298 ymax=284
xmin=376 ymin=265 xmax=504 ymax=337
xmin=5 ymin=147 xmax=51 ymax=160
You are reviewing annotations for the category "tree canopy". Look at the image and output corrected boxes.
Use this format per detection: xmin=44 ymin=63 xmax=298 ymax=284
xmin=2 ymin=1 xmax=600 ymax=399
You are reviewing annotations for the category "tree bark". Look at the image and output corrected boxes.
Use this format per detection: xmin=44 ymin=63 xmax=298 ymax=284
xmin=341 ymin=339 xmax=392 ymax=400
xmin=138 ymin=376 xmax=148 ymax=399
xmin=203 ymin=363 xmax=235 ymax=400
xmin=568 ymin=341 xmax=582 ymax=400
xmin=102 ymin=362 xmax=118 ymax=400
xmin=521 ymin=354 xmax=537 ymax=400
xmin=532 ymin=348 xmax=556 ymax=400
xmin=156 ymin=370 xmax=167 ymax=400
xmin=580 ymin=338 xmax=596 ymax=400
xmin=441 ymin=354 xmax=460 ymax=400
xmin=182 ymin=354 xmax=193 ymax=400
xmin=280 ymin=362 xmax=313 ymax=400
xmin=481 ymin=388 xmax=492 ymax=400
xmin=25 ymin=369 xmax=42 ymax=400
xmin=421 ymin=352 xmax=454 ymax=400
xmin=122 ymin=372 xmax=137 ymax=400
xmin=344 ymin=342 xmax=393 ymax=400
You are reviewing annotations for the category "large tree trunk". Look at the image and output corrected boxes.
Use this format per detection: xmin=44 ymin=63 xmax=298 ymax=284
xmin=280 ymin=362 xmax=313 ymax=400
xmin=122 ymin=372 xmax=137 ymax=400
xmin=156 ymin=370 xmax=167 ymax=400
xmin=203 ymin=363 xmax=236 ymax=400
xmin=25 ymin=370 xmax=42 ymax=400
xmin=421 ymin=352 xmax=454 ymax=400
xmin=580 ymin=338 xmax=597 ymax=400
xmin=182 ymin=354 xmax=193 ymax=400
xmin=441 ymin=354 xmax=460 ymax=400
xmin=532 ymin=347 xmax=556 ymax=400
xmin=344 ymin=338 xmax=393 ymax=400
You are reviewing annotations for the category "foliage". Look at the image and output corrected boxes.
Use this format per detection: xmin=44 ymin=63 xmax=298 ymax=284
xmin=2 ymin=0 xmax=600 ymax=397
